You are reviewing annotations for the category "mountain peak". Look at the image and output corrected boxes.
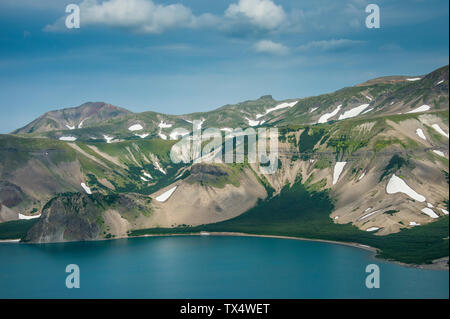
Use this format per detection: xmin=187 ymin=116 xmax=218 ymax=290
xmin=12 ymin=102 xmax=132 ymax=135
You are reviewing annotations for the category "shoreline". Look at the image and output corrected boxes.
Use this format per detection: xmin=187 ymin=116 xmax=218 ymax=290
xmin=3 ymin=232 xmax=448 ymax=271
xmin=131 ymin=231 xmax=449 ymax=271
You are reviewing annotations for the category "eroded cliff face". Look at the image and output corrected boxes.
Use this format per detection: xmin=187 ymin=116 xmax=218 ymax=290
xmin=24 ymin=193 xmax=152 ymax=243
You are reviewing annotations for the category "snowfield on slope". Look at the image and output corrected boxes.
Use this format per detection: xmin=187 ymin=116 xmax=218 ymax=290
xmin=338 ymin=104 xmax=370 ymax=120
xmin=159 ymin=121 xmax=173 ymax=129
xmin=155 ymin=186 xmax=177 ymax=202
xmin=245 ymin=117 xmax=261 ymax=127
xmin=255 ymin=101 xmax=298 ymax=119
xmin=18 ymin=213 xmax=41 ymax=220
xmin=386 ymin=174 xmax=425 ymax=202
xmin=78 ymin=119 xmax=86 ymax=129
xmin=358 ymin=171 xmax=366 ymax=181
xmin=361 ymin=107 xmax=374 ymax=115
xmin=421 ymin=207 xmax=439 ymax=219
xmin=358 ymin=210 xmax=380 ymax=221
xmin=415 ymin=128 xmax=426 ymax=140
xmin=406 ymin=105 xmax=431 ymax=114
xmin=433 ymin=150 xmax=446 ymax=157
xmin=59 ymin=136 xmax=77 ymax=141
xmin=332 ymin=162 xmax=346 ymax=185
xmin=431 ymin=124 xmax=449 ymax=138
xmin=158 ymin=132 xmax=168 ymax=140
xmin=128 ymin=124 xmax=143 ymax=131
xmin=135 ymin=133 xmax=149 ymax=139
xmin=81 ymin=183 xmax=92 ymax=195
xmin=317 ymin=105 xmax=342 ymax=124
xmin=103 ymin=135 xmax=115 ymax=143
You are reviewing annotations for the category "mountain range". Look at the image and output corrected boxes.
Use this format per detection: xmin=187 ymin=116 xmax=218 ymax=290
xmin=0 ymin=65 xmax=448 ymax=265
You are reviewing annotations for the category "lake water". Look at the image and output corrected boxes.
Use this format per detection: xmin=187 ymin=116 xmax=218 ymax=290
xmin=0 ymin=235 xmax=448 ymax=298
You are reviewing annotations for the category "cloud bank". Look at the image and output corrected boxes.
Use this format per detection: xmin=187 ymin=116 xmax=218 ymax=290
xmin=44 ymin=0 xmax=291 ymax=34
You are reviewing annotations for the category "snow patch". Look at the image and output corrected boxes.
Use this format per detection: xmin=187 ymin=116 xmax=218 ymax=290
xmin=78 ymin=119 xmax=86 ymax=129
xmin=220 ymin=128 xmax=233 ymax=132
xmin=332 ymin=161 xmax=346 ymax=185
xmin=436 ymin=80 xmax=444 ymax=85
xmin=65 ymin=124 xmax=75 ymax=130
xmin=440 ymin=209 xmax=449 ymax=215
xmin=364 ymin=95 xmax=372 ymax=101
xmin=338 ymin=104 xmax=370 ymax=120
xmin=317 ymin=105 xmax=342 ymax=124
xmin=135 ymin=133 xmax=149 ymax=139
xmin=409 ymin=221 xmax=420 ymax=226
xmin=366 ymin=227 xmax=380 ymax=232
xmin=256 ymin=101 xmax=298 ymax=119
xmin=406 ymin=77 xmax=421 ymax=81
xmin=128 ymin=124 xmax=143 ymax=131
xmin=18 ymin=213 xmax=41 ymax=220
xmin=415 ymin=128 xmax=426 ymax=140
xmin=143 ymin=172 xmax=152 ymax=179
xmin=158 ymin=132 xmax=168 ymax=140
xmin=245 ymin=117 xmax=261 ymax=127
xmin=155 ymin=186 xmax=177 ymax=202
xmin=386 ymin=174 xmax=426 ymax=202
xmin=427 ymin=203 xmax=434 ymax=208
xmin=81 ymin=183 xmax=92 ymax=194
xmin=431 ymin=124 xmax=449 ymax=138
xmin=59 ymin=136 xmax=77 ymax=141
xmin=361 ymin=107 xmax=374 ymax=115
xmin=159 ymin=121 xmax=173 ymax=129
xmin=154 ymin=161 xmax=166 ymax=175
xmin=406 ymin=105 xmax=430 ymax=114
xmin=421 ymin=207 xmax=439 ymax=219
xmin=103 ymin=135 xmax=115 ymax=143
xmin=358 ymin=172 xmax=366 ymax=181
xmin=433 ymin=150 xmax=445 ymax=157
xmin=310 ymin=107 xmax=318 ymax=113
xmin=359 ymin=210 xmax=380 ymax=221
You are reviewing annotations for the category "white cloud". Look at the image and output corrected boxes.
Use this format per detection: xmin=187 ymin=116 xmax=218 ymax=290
xmin=298 ymin=39 xmax=364 ymax=52
xmin=254 ymin=40 xmax=288 ymax=55
xmin=45 ymin=0 xmax=218 ymax=33
xmin=225 ymin=0 xmax=287 ymax=30
xmin=44 ymin=0 xmax=293 ymax=35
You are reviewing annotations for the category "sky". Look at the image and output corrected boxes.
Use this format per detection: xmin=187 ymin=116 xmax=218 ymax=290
xmin=0 ymin=0 xmax=448 ymax=133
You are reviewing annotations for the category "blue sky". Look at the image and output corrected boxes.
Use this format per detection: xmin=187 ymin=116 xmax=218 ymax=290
xmin=0 ymin=0 xmax=448 ymax=133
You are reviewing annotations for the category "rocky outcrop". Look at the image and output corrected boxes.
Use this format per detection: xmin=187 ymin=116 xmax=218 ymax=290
xmin=24 ymin=193 xmax=152 ymax=243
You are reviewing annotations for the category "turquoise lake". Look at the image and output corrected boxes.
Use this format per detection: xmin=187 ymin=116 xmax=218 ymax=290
xmin=0 ymin=235 xmax=448 ymax=298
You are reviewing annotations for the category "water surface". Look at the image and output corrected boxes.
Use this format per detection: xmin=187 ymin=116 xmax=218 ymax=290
xmin=0 ymin=236 xmax=448 ymax=298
